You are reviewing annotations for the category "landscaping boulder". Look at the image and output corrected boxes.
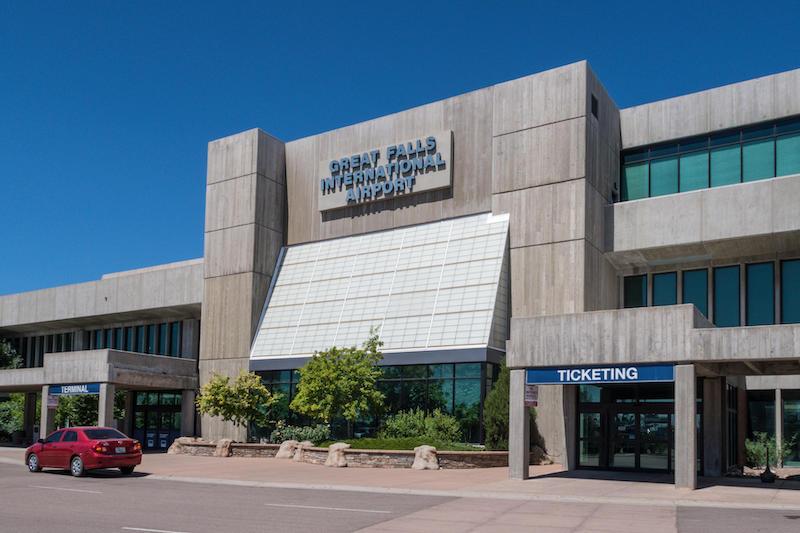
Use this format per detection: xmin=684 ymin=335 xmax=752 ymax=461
xmin=293 ymin=440 xmax=314 ymax=462
xmin=213 ymin=438 xmax=233 ymax=457
xmin=412 ymin=445 xmax=439 ymax=470
xmin=167 ymin=436 xmax=200 ymax=455
xmin=325 ymin=442 xmax=350 ymax=467
xmin=276 ymin=440 xmax=299 ymax=459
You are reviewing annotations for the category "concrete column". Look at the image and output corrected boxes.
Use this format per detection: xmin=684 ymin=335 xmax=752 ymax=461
xmin=509 ymin=369 xmax=530 ymax=480
xmin=40 ymin=385 xmax=55 ymax=437
xmin=675 ymin=364 xmax=697 ymax=489
xmin=181 ymin=389 xmax=196 ymax=436
xmin=775 ymin=388 xmax=784 ymax=468
xmin=703 ymin=378 xmax=723 ymax=477
xmin=98 ymin=383 xmax=115 ymax=428
xmin=23 ymin=392 xmax=37 ymax=443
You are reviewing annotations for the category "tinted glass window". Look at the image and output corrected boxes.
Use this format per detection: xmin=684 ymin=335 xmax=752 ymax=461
xmin=776 ymin=133 xmax=800 ymax=176
xmin=714 ymin=266 xmax=741 ymax=327
xmin=84 ymin=429 xmax=127 ymax=440
xmin=63 ymin=431 xmax=78 ymax=442
xmin=136 ymin=326 xmax=145 ymax=352
xmin=45 ymin=430 xmax=63 ymax=443
xmin=746 ymin=262 xmax=775 ymax=326
xmin=623 ymin=275 xmax=647 ymax=308
xmin=742 ymin=139 xmax=774 ymax=182
xmin=650 ymin=158 xmax=678 ymax=197
xmin=652 ymin=272 xmax=677 ymax=306
xmin=679 ymin=152 xmax=709 ymax=192
xmin=169 ymin=322 xmax=181 ymax=356
xmin=782 ymin=259 xmax=800 ymax=324
xmin=125 ymin=327 xmax=134 ymax=351
xmin=710 ymin=145 xmax=741 ymax=187
xmin=159 ymin=323 xmax=168 ymax=355
xmin=682 ymin=269 xmax=708 ymax=318
xmin=622 ymin=163 xmax=648 ymax=201
xmin=147 ymin=324 xmax=157 ymax=354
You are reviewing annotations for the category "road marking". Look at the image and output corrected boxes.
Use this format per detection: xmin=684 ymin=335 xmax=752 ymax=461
xmin=265 ymin=503 xmax=392 ymax=514
xmin=122 ymin=528 xmax=192 ymax=533
xmin=30 ymin=485 xmax=103 ymax=494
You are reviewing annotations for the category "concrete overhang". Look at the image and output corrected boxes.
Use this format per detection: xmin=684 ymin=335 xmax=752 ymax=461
xmin=508 ymin=304 xmax=800 ymax=375
xmin=607 ymin=174 xmax=800 ymax=270
xmin=0 ymin=349 xmax=198 ymax=392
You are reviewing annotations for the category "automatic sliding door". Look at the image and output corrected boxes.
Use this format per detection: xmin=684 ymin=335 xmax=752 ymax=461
xmin=610 ymin=412 xmax=637 ymax=469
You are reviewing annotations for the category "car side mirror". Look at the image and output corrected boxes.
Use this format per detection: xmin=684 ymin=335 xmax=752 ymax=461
xmin=37 ymin=438 xmax=45 ymax=444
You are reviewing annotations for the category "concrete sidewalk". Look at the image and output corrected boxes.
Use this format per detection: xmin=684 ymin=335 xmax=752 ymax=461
xmin=3 ymin=447 xmax=800 ymax=511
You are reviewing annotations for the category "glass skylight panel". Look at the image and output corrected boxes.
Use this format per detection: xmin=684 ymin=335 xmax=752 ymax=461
xmin=251 ymin=212 xmax=509 ymax=362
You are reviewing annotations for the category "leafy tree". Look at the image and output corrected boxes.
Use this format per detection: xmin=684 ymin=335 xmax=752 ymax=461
xmin=55 ymin=394 xmax=98 ymax=427
xmin=0 ymin=338 xmax=21 ymax=369
xmin=290 ymin=332 xmax=384 ymax=437
xmin=197 ymin=370 xmax=281 ymax=430
xmin=483 ymin=363 xmax=540 ymax=450
xmin=0 ymin=393 xmax=25 ymax=438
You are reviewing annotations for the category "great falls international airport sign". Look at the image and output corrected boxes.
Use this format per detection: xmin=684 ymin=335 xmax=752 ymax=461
xmin=318 ymin=131 xmax=453 ymax=211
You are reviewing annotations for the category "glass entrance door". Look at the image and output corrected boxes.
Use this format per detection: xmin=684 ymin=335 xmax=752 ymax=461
xmin=610 ymin=412 xmax=637 ymax=469
xmin=133 ymin=392 xmax=182 ymax=451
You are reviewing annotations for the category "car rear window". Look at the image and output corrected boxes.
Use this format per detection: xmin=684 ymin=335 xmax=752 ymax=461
xmin=84 ymin=429 xmax=127 ymax=440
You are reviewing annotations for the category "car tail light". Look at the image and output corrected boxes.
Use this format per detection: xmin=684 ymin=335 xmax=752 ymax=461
xmin=94 ymin=443 xmax=109 ymax=453
xmin=133 ymin=441 xmax=142 ymax=452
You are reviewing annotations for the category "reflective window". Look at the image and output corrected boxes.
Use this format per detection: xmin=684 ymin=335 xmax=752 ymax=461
xmin=682 ymin=269 xmax=708 ymax=318
xmin=623 ymin=275 xmax=647 ymax=308
xmin=169 ymin=322 xmax=181 ymax=356
xmin=158 ymin=323 xmax=168 ymax=355
xmin=777 ymin=133 xmax=800 ymax=176
xmin=742 ymin=140 xmax=774 ymax=182
xmin=650 ymin=158 xmax=678 ymax=197
xmin=105 ymin=329 xmax=113 ymax=349
xmin=710 ymin=145 xmax=741 ymax=186
xmin=713 ymin=266 xmax=741 ymax=327
xmin=114 ymin=327 xmax=124 ymax=350
xmin=136 ymin=326 xmax=145 ymax=352
xmin=147 ymin=324 xmax=157 ymax=354
xmin=125 ymin=327 xmax=134 ymax=351
xmin=746 ymin=262 xmax=775 ymax=326
xmin=622 ymin=162 xmax=648 ymax=201
xmin=652 ymin=272 xmax=677 ymax=306
xmin=679 ymin=152 xmax=708 ymax=192
xmin=781 ymin=259 xmax=800 ymax=324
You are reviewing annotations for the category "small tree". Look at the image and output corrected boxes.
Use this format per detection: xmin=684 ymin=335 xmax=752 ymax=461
xmin=290 ymin=332 xmax=384 ymax=437
xmin=0 ymin=338 xmax=21 ymax=370
xmin=196 ymin=371 xmax=280 ymax=431
xmin=483 ymin=363 xmax=540 ymax=451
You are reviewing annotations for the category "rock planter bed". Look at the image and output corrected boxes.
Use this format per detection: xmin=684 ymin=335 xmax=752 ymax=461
xmin=169 ymin=437 xmax=543 ymax=469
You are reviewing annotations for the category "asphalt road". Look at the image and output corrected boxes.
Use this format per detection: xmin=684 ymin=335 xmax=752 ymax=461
xmin=2 ymin=462 xmax=800 ymax=532
xmin=0 ymin=463 xmax=451 ymax=533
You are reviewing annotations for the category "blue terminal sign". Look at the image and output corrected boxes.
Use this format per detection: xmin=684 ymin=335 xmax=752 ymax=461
xmin=526 ymin=364 xmax=675 ymax=385
xmin=48 ymin=383 xmax=100 ymax=396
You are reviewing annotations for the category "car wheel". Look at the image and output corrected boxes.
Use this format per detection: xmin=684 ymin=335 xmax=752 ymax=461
xmin=27 ymin=453 xmax=41 ymax=473
xmin=70 ymin=456 xmax=85 ymax=477
xmin=120 ymin=466 xmax=135 ymax=475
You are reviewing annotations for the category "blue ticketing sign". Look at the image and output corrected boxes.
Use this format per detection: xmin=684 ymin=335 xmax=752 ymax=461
xmin=526 ymin=364 xmax=674 ymax=385
xmin=48 ymin=383 xmax=101 ymax=396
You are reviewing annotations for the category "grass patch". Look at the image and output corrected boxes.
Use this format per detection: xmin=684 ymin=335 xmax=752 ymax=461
xmin=317 ymin=437 xmax=481 ymax=451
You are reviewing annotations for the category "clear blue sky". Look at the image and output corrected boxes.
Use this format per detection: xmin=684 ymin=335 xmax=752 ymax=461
xmin=1 ymin=1 xmax=798 ymax=295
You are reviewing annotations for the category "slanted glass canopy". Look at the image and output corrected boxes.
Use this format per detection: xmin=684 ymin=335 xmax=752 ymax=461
xmin=250 ymin=212 xmax=509 ymax=368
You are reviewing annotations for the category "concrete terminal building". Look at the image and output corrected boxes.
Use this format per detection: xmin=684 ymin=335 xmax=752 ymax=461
xmin=2 ymin=61 xmax=800 ymax=489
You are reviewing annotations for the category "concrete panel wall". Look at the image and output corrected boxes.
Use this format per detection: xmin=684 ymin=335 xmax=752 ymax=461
xmin=620 ymin=67 xmax=800 ymax=149
xmin=200 ymin=129 xmax=286 ymax=441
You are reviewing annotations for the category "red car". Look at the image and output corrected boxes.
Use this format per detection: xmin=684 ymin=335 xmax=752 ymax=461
xmin=26 ymin=427 xmax=142 ymax=477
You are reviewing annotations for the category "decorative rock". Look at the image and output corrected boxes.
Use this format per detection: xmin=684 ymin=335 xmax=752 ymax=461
xmin=293 ymin=440 xmax=314 ymax=462
xmin=213 ymin=438 xmax=233 ymax=457
xmin=412 ymin=445 xmax=439 ymax=470
xmin=275 ymin=440 xmax=299 ymax=459
xmin=325 ymin=442 xmax=350 ymax=467
xmin=167 ymin=436 xmax=200 ymax=455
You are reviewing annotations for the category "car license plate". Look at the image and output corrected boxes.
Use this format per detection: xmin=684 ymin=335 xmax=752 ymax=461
xmin=115 ymin=447 xmax=126 ymax=454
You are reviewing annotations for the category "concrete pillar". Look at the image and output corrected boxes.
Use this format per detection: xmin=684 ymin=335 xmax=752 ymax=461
xmin=23 ymin=392 xmax=37 ymax=443
xmin=40 ymin=385 xmax=55 ymax=437
xmin=181 ymin=389 xmax=196 ymax=436
xmin=675 ymin=364 xmax=697 ymax=489
xmin=509 ymin=369 xmax=530 ymax=480
xmin=98 ymin=383 xmax=115 ymax=427
xmin=703 ymin=378 xmax=723 ymax=476
xmin=775 ymin=388 xmax=784 ymax=468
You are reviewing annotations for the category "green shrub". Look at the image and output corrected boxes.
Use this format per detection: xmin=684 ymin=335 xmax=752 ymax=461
xmin=745 ymin=431 xmax=798 ymax=467
xmin=482 ymin=364 xmax=541 ymax=451
xmin=318 ymin=437 xmax=477 ymax=451
xmin=378 ymin=408 xmax=462 ymax=442
xmin=269 ymin=421 xmax=330 ymax=444
xmin=0 ymin=394 xmax=24 ymax=437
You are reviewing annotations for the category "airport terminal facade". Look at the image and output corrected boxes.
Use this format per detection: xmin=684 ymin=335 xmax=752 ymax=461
xmin=2 ymin=61 xmax=800 ymax=488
